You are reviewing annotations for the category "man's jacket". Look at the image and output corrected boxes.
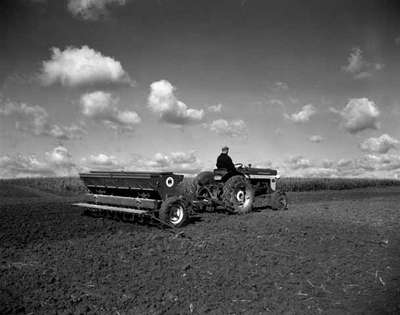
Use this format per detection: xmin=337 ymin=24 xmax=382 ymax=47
xmin=216 ymin=153 xmax=235 ymax=172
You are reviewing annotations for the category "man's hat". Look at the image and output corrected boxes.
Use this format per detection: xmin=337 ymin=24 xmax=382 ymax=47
xmin=222 ymin=145 xmax=229 ymax=151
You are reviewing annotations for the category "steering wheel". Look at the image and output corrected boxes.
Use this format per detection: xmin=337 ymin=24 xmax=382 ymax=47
xmin=235 ymin=163 xmax=243 ymax=168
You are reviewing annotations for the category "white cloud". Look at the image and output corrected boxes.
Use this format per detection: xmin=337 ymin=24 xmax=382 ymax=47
xmin=325 ymin=154 xmax=400 ymax=177
xmin=284 ymin=104 xmax=316 ymax=123
xmin=356 ymin=154 xmax=400 ymax=172
xmin=67 ymin=0 xmax=127 ymax=20
xmin=80 ymin=91 xmax=141 ymax=131
xmin=360 ymin=134 xmax=399 ymax=154
xmin=45 ymin=146 xmax=75 ymax=172
xmin=278 ymin=156 xmax=335 ymax=177
xmin=81 ymin=153 xmax=122 ymax=170
xmin=342 ymin=47 xmax=384 ymax=79
xmin=207 ymin=104 xmax=223 ymax=113
xmin=284 ymin=156 xmax=313 ymax=170
xmin=87 ymin=153 xmax=118 ymax=165
xmin=309 ymin=135 xmax=324 ymax=143
xmin=330 ymin=98 xmax=380 ymax=134
xmin=395 ymin=36 xmax=400 ymax=46
xmin=40 ymin=46 xmax=132 ymax=87
xmin=204 ymin=119 xmax=248 ymax=137
xmin=0 ymin=155 xmax=55 ymax=178
xmin=80 ymin=151 xmax=203 ymax=174
xmin=136 ymin=151 xmax=203 ymax=174
xmin=0 ymin=146 xmax=77 ymax=178
xmin=278 ymin=154 xmax=400 ymax=178
xmin=0 ymin=100 xmax=86 ymax=140
xmin=148 ymin=80 xmax=204 ymax=125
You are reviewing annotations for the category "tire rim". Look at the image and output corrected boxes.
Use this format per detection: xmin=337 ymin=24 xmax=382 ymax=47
xmin=236 ymin=190 xmax=245 ymax=203
xmin=235 ymin=189 xmax=251 ymax=208
xmin=279 ymin=196 xmax=287 ymax=208
xmin=166 ymin=176 xmax=174 ymax=187
xmin=170 ymin=204 xmax=184 ymax=224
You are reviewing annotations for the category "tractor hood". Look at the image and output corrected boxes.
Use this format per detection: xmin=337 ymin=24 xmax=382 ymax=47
xmin=241 ymin=167 xmax=278 ymax=176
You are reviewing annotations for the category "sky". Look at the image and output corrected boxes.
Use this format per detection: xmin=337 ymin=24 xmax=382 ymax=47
xmin=1 ymin=0 xmax=400 ymax=178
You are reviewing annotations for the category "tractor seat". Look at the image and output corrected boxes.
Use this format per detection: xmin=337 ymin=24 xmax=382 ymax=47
xmin=213 ymin=168 xmax=228 ymax=176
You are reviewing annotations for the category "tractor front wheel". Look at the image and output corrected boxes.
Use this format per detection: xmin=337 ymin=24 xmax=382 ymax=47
xmin=271 ymin=191 xmax=288 ymax=210
xmin=222 ymin=175 xmax=255 ymax=214
xmin=159 ymin=196 xmax=189 ymax=227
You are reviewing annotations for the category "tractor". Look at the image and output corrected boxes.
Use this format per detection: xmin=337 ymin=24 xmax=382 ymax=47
xmin=74 ymin=164 xmax=287 ymax=228
xmin=193 ymin=163 xmax=288 ymax=215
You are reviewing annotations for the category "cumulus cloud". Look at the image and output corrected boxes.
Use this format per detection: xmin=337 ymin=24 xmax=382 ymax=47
xmin=279 ymin=156 xmax=340 ymax=178
xmin=284 ymin=155 xmax=313 ymax=170
xmin=325 ymin=154 xmax=400 ymax=177
xmin=257 ymin=153 xmax=400 ymax=178
xmin=330 ymin=98 xmax=380 ymax=134
xmin=148 ymin=80 xmax=204 ymax=125
xmin=309 ymin=135 xmax=324 ymax=143
xmin=0 ymin=155 xmax=55 ymax=178
xmin=355 ymin=154 xmax=400 ymax=172
xmin=138 ymin=151 xmax=203 ymax=174
xmin=0 ymin=100 xmax=86 ymax=140
xmin=67 ymin=0 xmax=127 ymax=20
xmin=45 ymin=146 xmax=76 ymax=172
xmin=0 ymin=146 xmax=77 ymax=178
xmin=207 ymin=104 xmax=223 ymax=113
xmin=342 ymin=47 xmax=384 ymax=79
xmin=360 ymin=134 xmax=399 ymax=154
xmin=80 ymin=91 xmax=141 ymax=132
xmin=284 ymin=104 xmax=316 ymax=123
xmin=261 ymin=150 xmax=400 ymax=178
xmin=280 ymin=154 xmax=400 ymax=178
xmin=40 ymin=46 xmax=132 ymax=87
xmin=204 ymin=119 xmax=248 ymax=138
xmin=81 ymin=153 xmax=122 ymax=170
xmin=80 ymin=151 xmax=203 ymax=174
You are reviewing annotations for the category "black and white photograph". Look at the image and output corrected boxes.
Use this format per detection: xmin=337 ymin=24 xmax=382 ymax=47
xmin=1 ymin=0 xmax=400 ymax=313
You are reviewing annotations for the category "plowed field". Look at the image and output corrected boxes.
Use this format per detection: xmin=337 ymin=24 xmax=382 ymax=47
xmin=1 ymin=183 xmax=400 ymax=314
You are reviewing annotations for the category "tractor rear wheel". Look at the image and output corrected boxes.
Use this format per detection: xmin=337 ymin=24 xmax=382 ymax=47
xmin=159 ymin=196 xmax=189 ymax=227
xmin=222 ymin=175 xmax=255 ymax=214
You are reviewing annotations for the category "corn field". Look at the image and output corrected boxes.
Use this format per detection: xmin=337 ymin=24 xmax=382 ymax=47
xmin=278 ymin=177 xmax=400 ymax=192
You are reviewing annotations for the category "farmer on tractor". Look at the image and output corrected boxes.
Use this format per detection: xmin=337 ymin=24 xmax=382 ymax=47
xmin=216 ymin=146 xmax=236 ymax=172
